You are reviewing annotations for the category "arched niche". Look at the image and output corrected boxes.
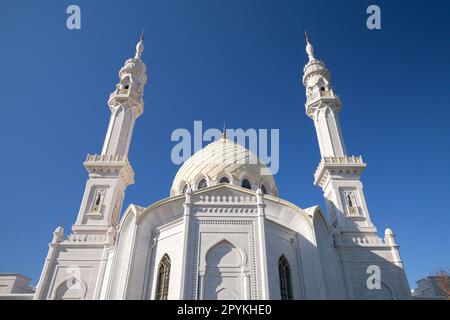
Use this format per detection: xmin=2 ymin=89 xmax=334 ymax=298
xmin=363 ymin=281 xmax=394 ymax=300
xmin=202 ymin=240 xmax=248 ymax=300
xmin=53 ymin=277 xmax=87 ymax=300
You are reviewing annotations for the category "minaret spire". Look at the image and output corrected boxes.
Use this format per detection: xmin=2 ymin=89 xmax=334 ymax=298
xmin=301 ymin=34 xmax=375 ymax=235
xmin=305 ymin=31 xmax=316 ymax=62
xmin=103 ymin=33 xmax=148 ymax=156
xmin=135 ymin=30 xmax=145 ymax=59
xmin=76 ymin=36 xmax=148 ymax=231
xmin=221 ymin=122 xmax=227 ymax=139
xmin=34 ymin=38 xmax=149 ymax=300
xmin=302 ymin=34 xmax=343 ymax=157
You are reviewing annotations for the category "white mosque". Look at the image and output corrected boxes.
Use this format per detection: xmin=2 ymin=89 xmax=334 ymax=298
xmin=31 ymin=34 xmax=411 ymax=300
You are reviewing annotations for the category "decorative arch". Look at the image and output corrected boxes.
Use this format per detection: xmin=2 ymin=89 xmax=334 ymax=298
xmin=216 ymin=287 xmax=239 ymax=300
xmin=238 ymin=172 xmax=256 ymax=191
xmin=178 ymin=180 xmax=188 ymax=194
xmin=53 ymin=277 xmax=87 ymax=300
xmin=197 ymin=179 xmax=208 ymax=190
xmin=316 ymin=77 xmax=328 ymax=91
xmin=194 ymin=174 xmax=210 ymax=191
xmin=202 ymin=239 xmax=248 ymax=300
xmin=155 ymin=254 xmax=171 ymax=300
xmin=260 ymin=184 xmax=267 ymax=194
xmin=219 ymin=176 xmax=230 ymax=184
xmin=241 ymin=179 xmax=252 ymax=190
xmin=216 ymin=171 xmax=233 ymax=185
xmin=278 ymin=255 xmax=293 ymax=300
xmin=258 ymin=178 xmax=275 ymax=196
xmin=120 ymin=75 xmax=132 ymax=91
xmin=362 ymin=281 xmax=394 ymax=300
xmin=204 ymin=239 xmax=246 ymax=269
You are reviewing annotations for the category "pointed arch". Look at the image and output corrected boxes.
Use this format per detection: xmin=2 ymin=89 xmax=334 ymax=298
xmin=205 ymin=239 xmax=246 ymax=269
xmin=197 ymin=178 xmax=208 ymax=190
xmin=155 ymin=254 xmax=171 ymax=300
xmin=278 ymin=255 xmax=293 ymax=300
xmin=203 ymin=240 xmax=247 ymax=300
xmin=53 ymin=277 xmax=87 ymax=300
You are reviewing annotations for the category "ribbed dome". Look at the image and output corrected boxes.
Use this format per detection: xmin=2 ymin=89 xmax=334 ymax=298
xmin=171 ymin=137 xmax=278 ymax=196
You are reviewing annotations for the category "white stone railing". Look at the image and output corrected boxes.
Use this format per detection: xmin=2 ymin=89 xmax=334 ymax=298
xmin=64 ymin=233 xmax=107 ymax=243
xmin=314 ymin=156 xmax=365 ymax=183
xmin=85 ymin=154 xmax=127 ymax=163
xmin=306 ymin=91 xmax=336 ymax=104
xmin=196 ymin=195 xmax=256 ymax=205
xmin=322 ymin=155 xmax=364 ymax=165
xmin=351 ymin=236 xmax=387 ymax=246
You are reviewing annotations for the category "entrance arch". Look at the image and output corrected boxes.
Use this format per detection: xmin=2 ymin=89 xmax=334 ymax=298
xmin=203 ymin=240 xmax=247 ymax=300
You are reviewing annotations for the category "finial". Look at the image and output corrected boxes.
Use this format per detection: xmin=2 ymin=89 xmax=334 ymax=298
xmin=221 ymin=122 xmax=226 ymax=139
xmin=305 ymin=31 xmax=310 ymax=43
xmin=135 ymin=30 xmax=145 ymax=59
xmin=385 ymin=225 xmax=394 ymax=236
xmin=140 ymin=29 xmax=145 ymax=42
xmin=305 ymin=30 xmax=315 ymax=62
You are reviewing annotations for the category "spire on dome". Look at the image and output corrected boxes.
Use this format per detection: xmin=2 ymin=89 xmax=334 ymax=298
xmin=221 ymin=122 xmax=227 ymax=139
xmin=135 ymin=30 xmax=145 ymax=59
xmin=305 ymin=31 xmax=316 ymax=62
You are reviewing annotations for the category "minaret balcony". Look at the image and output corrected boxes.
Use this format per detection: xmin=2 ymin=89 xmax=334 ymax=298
xmin=313 ymin=156 xmax=366 ymax=189
xmin=306 ymin=91 xmax=340 ymax=106
xmin=109 ymin=88 xmax=140 ymax=103
xmin=83 ymin=154 xmax=135 ymax=186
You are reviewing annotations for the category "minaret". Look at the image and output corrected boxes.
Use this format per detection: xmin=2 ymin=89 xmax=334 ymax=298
xmin=72 ymin=34 xmax=148 ymax=233
xmin=34 ymin=34 xmax=149 ymax=300
xmin=302 ymin=34 xmax=376 ymax=236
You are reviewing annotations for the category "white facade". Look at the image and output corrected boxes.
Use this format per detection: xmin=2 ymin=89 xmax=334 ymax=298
xmin=32 ymin=35 xmax=412 ymax=300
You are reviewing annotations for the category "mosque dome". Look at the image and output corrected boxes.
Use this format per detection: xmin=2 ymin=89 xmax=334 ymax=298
xmin=171 ymin=137 xmax=278 ymax=196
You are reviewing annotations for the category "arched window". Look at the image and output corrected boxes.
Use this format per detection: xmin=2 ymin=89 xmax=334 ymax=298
xmin=92 ymin=190 xmax=103 ymax=212
xmin=278 ymin=255 xmax=293 ymax=300
xmin=94 ymin=193 xmax=101 ymax=206
xmin=197 ymin=179 xmax=207 ymax=190
xmin=241 ymin=179 xmax=251 ymax=190
xmin=261 ymin=184 xmax=267 ymax=195
xmin=120 ymin=76 xmax=131 ymax=93
xmin=156 ymin=254 xmax=171 ymax=300
xmin=219 ymin=176 xmax=230 ymax=184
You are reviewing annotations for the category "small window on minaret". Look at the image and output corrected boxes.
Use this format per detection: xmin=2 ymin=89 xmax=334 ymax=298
xmin=91 ymin=190 xmax=103 ymax=213
xmin=320 ymin=87 xmax=325 ymax=92
xmin=95 ymin=193 xmax=101 ymax=206
xmin=344 ymin=191 xmax=359 ymax=216
xmin=346 ymin=194 xmax=353 ymax=207
xmin=124 ymin=85 xmax=129 ymax=90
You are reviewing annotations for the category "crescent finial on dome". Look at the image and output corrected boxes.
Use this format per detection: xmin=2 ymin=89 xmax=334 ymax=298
xmin=135 ymin=30 xmax=145 ymax=59
xmin=305 ymin=30 xmax=316 ymax=62
xmin=221 ymin=122 xmax=227 ymax=139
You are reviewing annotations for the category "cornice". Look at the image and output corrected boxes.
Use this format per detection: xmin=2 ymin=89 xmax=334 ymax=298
xmin=314 ymin=156 xmax=367 ymax=189
xmin=84 ymin=154 xmax=135 ymax=186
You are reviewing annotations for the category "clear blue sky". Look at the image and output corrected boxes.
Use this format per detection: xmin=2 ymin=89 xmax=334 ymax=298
xmin=1 ymin=0 xmax=449 ymax=289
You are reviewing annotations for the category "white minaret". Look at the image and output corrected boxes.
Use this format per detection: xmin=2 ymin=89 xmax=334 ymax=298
xmin=34 ymin=35 xmax=149 ymax=300
xmin=72 ymin=33 xmax=148 ymax=233
xmin=302 ymin=33 xmax=376 ymax=237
